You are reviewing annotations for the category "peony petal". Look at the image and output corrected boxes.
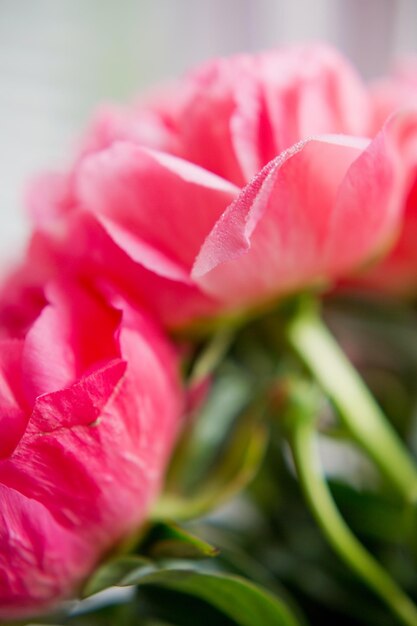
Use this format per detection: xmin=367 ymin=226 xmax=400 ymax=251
xmin=0 ymin=339 xmax=28 ymax=458
xmin=0 ymin=485 xmax=94 ymax=617
xmin=75 ymin=142 xmax=238 ymax=270
xmin=22 ymin=281 xmax=121 ymax=404
xmin=323 ymin=111 xmax=417 ymax=273
xmin=369 ymin=58 xmax=417 ymax=134
xmin=28 ymin=359 xmax=126 ymax=434
xmin=193 ymin=135 xmax=368 ymax=306
xmin=26 ymin=171 xmax=74 ymax=228
xmin=171 ymin=55 xmax=263 ymax=185
xmin=194 ymin=113 xmax=415 ymax=308
xmin=258 ymin=44 xmax=370 ymax=160
xmin=79 ymin=101 xmax=179 ymax=157
xmin=348 ymin=165 xmax=417 ymax=293
xmin=46 ymin=211 xmax=220 ymax=327
xmin=151 ymin=45 xmax=370 ymax=184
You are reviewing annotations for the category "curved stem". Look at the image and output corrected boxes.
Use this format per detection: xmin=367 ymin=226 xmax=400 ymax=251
xmin=285 ymin=386 xmax=417 ymax=626
xmin=285 ymin=302 xmax=417 ymax=503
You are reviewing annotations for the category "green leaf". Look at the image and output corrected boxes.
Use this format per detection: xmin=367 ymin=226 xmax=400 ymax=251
xmin=129 ymin=569 xmax=302 ymax=626
xmin=82 ymin=555 xmax=154 ymax=598
xmin=82 ymin=524 xmax=219 ymax=599
xmin=142 ymin=521 xmax=219 ymax=559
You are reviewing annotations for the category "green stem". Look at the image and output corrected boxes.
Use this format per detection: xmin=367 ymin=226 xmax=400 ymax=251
xmin=285 ymin=385 xmax=417 ymax=626
xmin=285 ymin=302 xmax=417 ymax=503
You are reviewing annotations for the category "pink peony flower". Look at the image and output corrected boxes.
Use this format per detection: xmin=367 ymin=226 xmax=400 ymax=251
xmin=26 ymin=45 xmax=417 ymax=326
xmin=0 ymin=277 xmax=182 ymax=618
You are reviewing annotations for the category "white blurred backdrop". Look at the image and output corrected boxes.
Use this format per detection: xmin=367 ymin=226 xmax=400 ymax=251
xmin=1 ymin=0 xmax=416 ymax=259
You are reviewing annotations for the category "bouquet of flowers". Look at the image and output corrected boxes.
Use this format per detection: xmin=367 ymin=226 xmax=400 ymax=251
xmin=2 ymin=43 xmax=417 ymax=626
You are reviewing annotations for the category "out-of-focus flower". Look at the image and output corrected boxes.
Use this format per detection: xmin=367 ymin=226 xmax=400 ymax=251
xmin=346 ymin=61 xmax=417 ymax=295
xmin=0 ymin=277 xmax=182 ymax=618
xmin=26 ymin=45 xmax=417 ymax=326
xmin=370 ymin=58 xmax=417 ymax=135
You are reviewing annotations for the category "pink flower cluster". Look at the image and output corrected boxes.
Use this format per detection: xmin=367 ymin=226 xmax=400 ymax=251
xmin=1 ymin=43 xmax=417 ymax=617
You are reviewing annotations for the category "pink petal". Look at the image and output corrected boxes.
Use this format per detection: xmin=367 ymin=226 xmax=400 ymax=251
xmin=28 ymin=359 xmax=126 ymax=434
xmin=324 ymin=111 xmax=417 ymax=272
xmin=75 ymin=142 xmax=238 ymax=269
xmin=79 ymin=102 xmax=179 ymax=157
xmin=150 ymin=45 xmax=370 ymax=184
xmin=369 ymin=58 xmax=417 ymax=134
xmin=193 ymin=135 xmax=366 ymax=305
xmin=193 ymin=114 xmax=414 ymax=308
xmin=258 ymin=44 xmax=370 ymax=160
xmin=0 ymin=486 xmax=94 ymax=618
xmin=26 ymin=171 xmax=74 ymax=228
xmin=176 ymin=55 xmax=264 ymax=185
xmin=0 ymin=339 xmax=28 ymax=458
xmin=22 ymin=281 xmax=121 ymax=404
xmin=348 ymin=167 xmax=417 ymax=293
xmin=48 ymin=211 xmax=220 ymax=327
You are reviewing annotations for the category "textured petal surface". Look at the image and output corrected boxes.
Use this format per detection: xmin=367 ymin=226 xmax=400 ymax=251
xmin=0 ymin=486 xmax=93 ymax=616
xmin=0 ymin=282 xmax=183 ymax=618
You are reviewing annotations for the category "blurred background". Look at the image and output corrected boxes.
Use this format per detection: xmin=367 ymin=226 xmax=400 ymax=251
xmin=1 ymin=0 xmax=417 ymax=260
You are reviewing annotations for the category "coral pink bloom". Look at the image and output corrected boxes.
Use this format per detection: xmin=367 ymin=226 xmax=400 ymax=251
xmin=0 ymin=278 xmax=182 ymax=618
xmin=26 ymin=45 xmax=417 ymax=326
